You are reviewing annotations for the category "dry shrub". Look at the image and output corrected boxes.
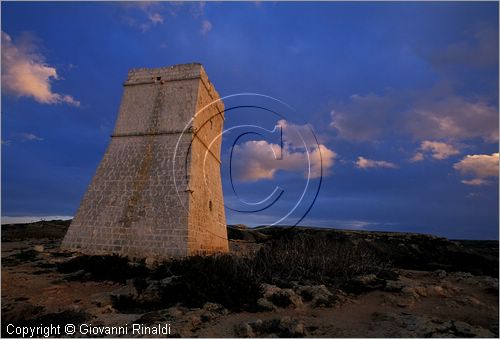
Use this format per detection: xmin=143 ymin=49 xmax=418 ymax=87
xmin=154 ymin=254 xmax=262 ymax=311
xmin=61 ymin=233 xmax=391 ymax=312
xmin=252 ymin=234 xmax=390 ymax=284
xmin=57 ymin=254 xmax=148 ymax=283
xmin=149 ymin=234 xmax=390 ymax=309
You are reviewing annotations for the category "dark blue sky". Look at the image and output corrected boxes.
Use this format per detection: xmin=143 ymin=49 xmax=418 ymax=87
xmin=2 ymin=2 xmax=498 ymax=239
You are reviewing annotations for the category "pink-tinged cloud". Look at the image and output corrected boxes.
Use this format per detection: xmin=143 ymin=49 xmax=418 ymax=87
xmin=454 ymin=152 xmax=499 ymax=185
xmin=408 ymin=97 xmax=498 ymax=143
xmin=410 ymin=152 xmax=425 ymax=162
xmin=356 ymin=156 xmax=398 ymax=169
xmin=330 ymin=93 xmax=498 ymax=144
xmin=411 ymin=140 xmax=460 ymax=161
xmin=231 ymin=126 xmax=336 ymax=182
xmin=461 ymin=178 xmax=488 ymax=186
xmin=1 ymin=32 xmax=79 ymax=106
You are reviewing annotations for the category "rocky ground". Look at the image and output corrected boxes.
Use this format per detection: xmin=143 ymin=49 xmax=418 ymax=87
xmin=1 ymin=221 xmax=498 ymax=337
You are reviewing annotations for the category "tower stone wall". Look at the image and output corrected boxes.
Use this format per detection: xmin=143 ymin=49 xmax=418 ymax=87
xmin=61 ymin=63 xmax=229 ymax=259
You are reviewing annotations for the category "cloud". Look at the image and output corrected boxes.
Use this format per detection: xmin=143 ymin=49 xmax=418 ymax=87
xmin=230 ymin=121 xmax=336 ymax=182
xmin=148 ymin=12 xmax=164 ymax=25
xmin=122 ymin=2 xmax=211 ymax=33
xmin=231 ymin=140 xmax=293 ymax=181
xmin=20 ymin=133 xmax=43 ymax=142
xmin=411 ymin=140 xmax=460 ymax=161
xmin=330 ymin=93 xmax=395 ymax=142
xmin=420 ymin=140 xmax=460 ymax=159
xmin=330 ymin=25 xmax=498 ymax=145
xmin=1 ymin=32 xmax=80 ymax=106
xmin=122 ymin=2 xmax=168 ymax=32
xmin=453 ymin=152 xmax=499 ymax=185
xmin=312 ymin=144 xmax=336 ymax=177
xmin=410 ymin=152 xmax=424 ymax=162
xmin=461 ymin=178 xmax=488 ymax=186
xmin=454 ymin=153 xmax=499 ymax=177
xmin=407 ymin=97 xmax=498 ymax=143
xmin=356 ymin=156 xmax=398 ymax=169
xmin=139 ymin=12 xmax=164 ymax=32
xmin=231 ymin=140 xmax=336 ymax=182
xmin=277 ymin=119 xmax=326 ymax=146
xmin=1 ymin=133 xmax=44 ymax=145
xmin=331 ymin=91 xmax=498 ymax=144
xmin=189 ymin=1 xmax=206 ymax=18
xmin=201 ymin=20 xmax=213 ymax=35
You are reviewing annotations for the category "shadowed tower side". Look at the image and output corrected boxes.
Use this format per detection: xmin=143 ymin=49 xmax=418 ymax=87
xmin=62 ymin=63 xmax=229 ymax=259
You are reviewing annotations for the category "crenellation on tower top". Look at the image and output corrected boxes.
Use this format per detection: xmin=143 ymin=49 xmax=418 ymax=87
xmin=123 ymin=63 xmax=223 ymax=113
xmin=126 ymin=63 xmax=202 ymax=84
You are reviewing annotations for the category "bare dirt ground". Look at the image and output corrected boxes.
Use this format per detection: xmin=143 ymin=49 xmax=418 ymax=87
xmin=1 ymin=222 xmax=498 ymax=338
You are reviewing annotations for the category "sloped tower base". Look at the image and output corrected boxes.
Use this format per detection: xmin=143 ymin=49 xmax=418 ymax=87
xmin=62 ymin=64 xmax=228 ymax=260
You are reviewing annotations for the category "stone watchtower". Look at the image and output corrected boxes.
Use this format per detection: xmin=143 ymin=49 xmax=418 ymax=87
xmin=62 ymin=63 xmax=229 ymax=259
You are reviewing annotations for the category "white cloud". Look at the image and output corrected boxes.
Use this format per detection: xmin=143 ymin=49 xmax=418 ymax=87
xmin=232 ymin=140 xmax=336 ymax=182
xmin=356 ymin=156 xmax=398 ymax=169
xmin=20 ymin=133 xmax=43 ymax=142
xmin=231 ymin=120 xmax=336 ymax=182
xmin=201 ymin=20 xmax=212 ymax=35
xmin=453 ymin=152 xmax=499 ymax=185
xmin=1 ymin=32 xmax=79 ymax=106
xmin=412 ymin=140 xmax=460 ymax=161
